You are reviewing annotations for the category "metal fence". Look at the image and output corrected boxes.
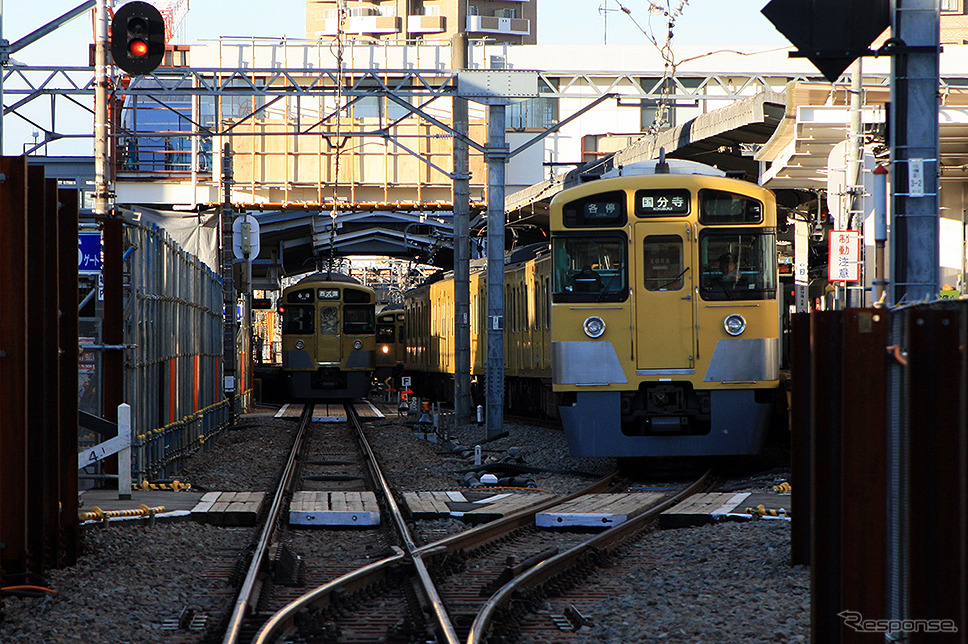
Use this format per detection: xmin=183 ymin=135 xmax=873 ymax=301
xmin=124 ymin=220 xmax=229 ymax=481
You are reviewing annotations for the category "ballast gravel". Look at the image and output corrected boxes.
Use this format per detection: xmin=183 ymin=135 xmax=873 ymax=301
xmin=0 ymin=404 xmax=808 ymax=643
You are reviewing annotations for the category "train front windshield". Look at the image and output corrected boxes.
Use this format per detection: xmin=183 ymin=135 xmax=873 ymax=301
xmin=551 ymin=234 xmax=628 ymax=302
xmin=699 ymin=231 xmax=776 ymax=301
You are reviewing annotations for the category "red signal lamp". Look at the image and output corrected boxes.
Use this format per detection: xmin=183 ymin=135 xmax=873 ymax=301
xmin=129 ymin=39 xmax=149 ymax=57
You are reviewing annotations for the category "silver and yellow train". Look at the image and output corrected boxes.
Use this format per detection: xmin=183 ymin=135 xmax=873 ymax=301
xmin=279 ymin=272 xmax=377 ymax=400
xmin=404 ymin=159 xmax=781 ymax=458
xmin=550 ymin=161 xmax=780 ymax=457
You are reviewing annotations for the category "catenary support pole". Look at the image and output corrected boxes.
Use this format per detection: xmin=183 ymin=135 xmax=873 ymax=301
xmin=889 ymin=0 xmax=940 ymax=304
xmin=221 ymin=143 xmax=236 ymax=426
xmin=887 ymin=3 xmax=940 ymax=640
xmin=453 ymin=95 xmax=472 ymax=424
xmin=484 ymin=103 xmax=507 ymax=441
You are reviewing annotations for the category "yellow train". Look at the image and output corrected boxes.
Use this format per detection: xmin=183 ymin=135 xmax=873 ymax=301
xmin=550 ymin=161 xmax=780 ymax=457
xmin=375 ymin=303 xmax=407 ymax=380
xmin=279 ymin=272 xmax=377 ymax=400
xmin=403 ymin=245 xmax=555 ymax=415
xmin=403 ymin=160 xmax=782 ymax=458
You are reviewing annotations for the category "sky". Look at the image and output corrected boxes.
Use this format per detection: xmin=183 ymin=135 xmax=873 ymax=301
xmin=0 ymin=0 xmax=790 ymax=154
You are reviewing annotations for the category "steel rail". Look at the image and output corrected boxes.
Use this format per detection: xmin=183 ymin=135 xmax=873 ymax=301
xmin=221 ymin=404 xmax=311 ymax=644
xmin=345 ymin=404 xmax=462 ymax=644
xmin=253 ymin=461 xmax=620 ymax=643
xmin=466 ymin=470 xmax=711 ymax=644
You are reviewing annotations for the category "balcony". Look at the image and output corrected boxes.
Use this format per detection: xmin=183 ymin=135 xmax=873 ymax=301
xmin=465 ymin=15 xmax=530 ymax=36
xmin=407 ymin=14 xmax=446 ymax=34
xmin=315 ymin=16 xmax=402 ymax=36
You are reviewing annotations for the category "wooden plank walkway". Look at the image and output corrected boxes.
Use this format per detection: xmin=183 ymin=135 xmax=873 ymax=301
xmin=312 ymin=404 xmax=346 ymax=423
xmin=353 ymin=400 xmax=385 ymax=419
xmin=289 ymin=490 xmax=380 ymax=526
xmin=660 ymin=492 xmax=791 ymax=527
xmin=535 ymin=492 xmax=666 ymax=529
xmin=403 ymin=490 xmax=554 ymax=523
xmin=274 ymin=403 xmax=303 ymax=419
xmin=191 ymin=491 xmax=266 ymax=526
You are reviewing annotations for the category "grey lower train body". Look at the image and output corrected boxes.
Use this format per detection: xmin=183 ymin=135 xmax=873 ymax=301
xmin=559 ymin=389 xmax=773 ymax=458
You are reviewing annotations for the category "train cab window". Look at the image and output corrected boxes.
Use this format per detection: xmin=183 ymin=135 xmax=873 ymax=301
xmin=552 ymin=234 xmax=628 ymax=303
xmin=377 ymin=324 xmax=395 ymax=343
xmin=317 ymin=288 xmax=340 ymax=300
xmin=643 ymin=235 xmax=685 ymax=290
xmin=699 ymin=231 xmax=777 ymax=301
xmin=288 ymin=287 xmax=315 ymax=304
xmin=319 ymin=306 xmax=339 ymax=335
xmin=344 ymin=305 xmax=375 ymax=335
xmin=343 ymin=288 xmax=371 ymax=303
xmin=561 ymin=190 xmax=627 ymax=227
xmin=699 ymin=190 xmax=763 ymax=225
xmin=282 ymin=305 xmax=315 ymax=334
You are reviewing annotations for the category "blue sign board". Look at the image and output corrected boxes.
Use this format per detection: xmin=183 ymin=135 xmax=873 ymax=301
xmin=78 ymin=231 xmax=102 ymax=274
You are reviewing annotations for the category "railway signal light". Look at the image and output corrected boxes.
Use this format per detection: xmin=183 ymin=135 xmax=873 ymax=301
xmin=111 ymin=1 xmax=165 ymax=76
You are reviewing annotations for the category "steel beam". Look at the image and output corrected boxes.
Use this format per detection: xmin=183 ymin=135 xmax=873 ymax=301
xmin=839 ymin=309 xmax=887 ymax=641
xmin=0 ymin=156 xmax=29 ymax=581
xmin=809 ymin=310 xmax=842 ymax=643
xmin=57 ymin=187 xmax=80 ymax=566
xmin=904 ymin=307 xmax=962 ymax=641
xmin=789 ymin=312 xmax=811 ymax=566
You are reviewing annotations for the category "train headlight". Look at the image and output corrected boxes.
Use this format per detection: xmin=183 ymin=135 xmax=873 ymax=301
xmin=295 ymin=340 xmax=305 ymax=350
xmin=353 ymin=340 xmax=363 ymax=350
xmin=583 ymin=316 xmax=606 ymax=338
xmin=381 ymin=345 xmax=390 ymax=354
xmin=723 ymin=314 xmax=747 ymax=336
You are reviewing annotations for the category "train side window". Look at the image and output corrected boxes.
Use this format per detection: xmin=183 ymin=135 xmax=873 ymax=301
xmin=282 ymin=305 xmax=314 ymax=334
xmin=698 ymin=189 xmax=763 ymax=224
xmin=319 ymin=306 xmax=339 ymax=335
xmin=344 ymin=305 xmax=375 ymax=334
xmin=643 ymin=235 xmax=685 ymax=291
xmin=288 ymin=287 xmax=315 ymax=303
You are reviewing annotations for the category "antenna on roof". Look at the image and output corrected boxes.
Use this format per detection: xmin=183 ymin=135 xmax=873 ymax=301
xmin=655 ymin=147 xmax=670 ymax=174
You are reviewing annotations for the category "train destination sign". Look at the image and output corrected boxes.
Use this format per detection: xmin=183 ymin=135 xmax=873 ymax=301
xmin=635 ymin=189 xmax=690 ymax=216
xmin=562 ymin=190 xmax=627 ymax=227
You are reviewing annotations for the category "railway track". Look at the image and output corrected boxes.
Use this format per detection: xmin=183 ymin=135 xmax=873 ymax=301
xmin=242 ymin=409 xmax=709 ymax=644
xmin=207 ymin=401 xmax=710 ymax=644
